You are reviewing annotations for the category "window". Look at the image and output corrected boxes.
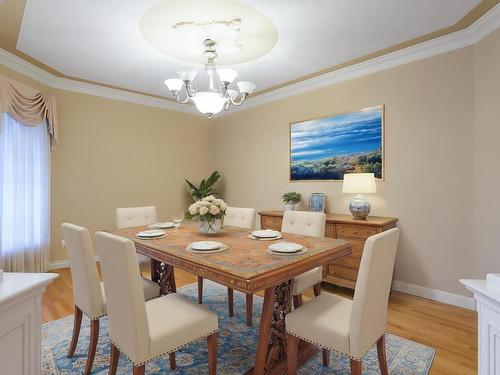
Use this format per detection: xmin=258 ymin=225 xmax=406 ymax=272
xmin=0 ymin=113 xmax=50 ymax=272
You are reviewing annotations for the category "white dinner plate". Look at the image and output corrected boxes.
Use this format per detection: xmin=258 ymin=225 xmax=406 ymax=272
xmin=189 ymin=241 xmax=223 ymax=251
xmin=268 ymin=242 xmax=303 ymax=253
xmin=148 ymin=222 xmax=175 ymax=229
xmin=252 ymin=229 xmax=281 ymax=238
xmin=136 ymin=230 xmax=166 ymax=238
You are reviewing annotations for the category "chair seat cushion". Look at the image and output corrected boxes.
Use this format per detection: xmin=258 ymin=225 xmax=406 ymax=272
xmin=292 ymin=267 xmax=322 ymax=295
xmin=99 ymin=278 xmax=160 ymax=317
xmin=285 ymin=293 xmax=352 ymax=356
xmin=147 ymin=293 xmax=218 ymax=358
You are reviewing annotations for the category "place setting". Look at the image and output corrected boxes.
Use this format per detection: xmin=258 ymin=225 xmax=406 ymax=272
xmin=266 ymin=241 xmax=307 ymax=256
xmin=135 ymin=229 xmax=166 ymax=240
xmin=186 ymin=240 xmax=228 ymax=254
xmin=248 ymin=229 xmax=282 ymax=241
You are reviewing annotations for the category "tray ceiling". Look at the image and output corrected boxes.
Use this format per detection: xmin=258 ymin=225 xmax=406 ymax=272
xmin=12 ymin=0 xmax=482 ymax=98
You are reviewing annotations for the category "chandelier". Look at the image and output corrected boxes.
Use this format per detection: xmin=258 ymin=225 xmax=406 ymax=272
xmin=164 ymin=39 xmax=256 ymax=119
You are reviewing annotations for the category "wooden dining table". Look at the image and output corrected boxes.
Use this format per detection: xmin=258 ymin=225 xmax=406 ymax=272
xmin=110 ymin=222 xmax=352 ymax=375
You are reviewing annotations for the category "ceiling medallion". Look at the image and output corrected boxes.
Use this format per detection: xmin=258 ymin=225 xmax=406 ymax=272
xmin=164 ymin=38 xmax=256 ymax=118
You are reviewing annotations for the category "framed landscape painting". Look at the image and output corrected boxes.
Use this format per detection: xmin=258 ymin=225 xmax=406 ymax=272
xmin=290 ymin=105 xmax=384 ymax=181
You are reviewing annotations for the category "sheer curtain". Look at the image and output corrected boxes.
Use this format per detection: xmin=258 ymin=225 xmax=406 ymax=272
xmin=0 ymin=113 xmax=50 ymax=272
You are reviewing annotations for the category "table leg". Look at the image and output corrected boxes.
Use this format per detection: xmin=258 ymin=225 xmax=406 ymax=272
xmin=254 ymin=281 xmax=293 ymax=375
xmin=150 ymin=259 xmax=176 ymax=295
xmin=246 ymin=281 xmax=318 ymax=375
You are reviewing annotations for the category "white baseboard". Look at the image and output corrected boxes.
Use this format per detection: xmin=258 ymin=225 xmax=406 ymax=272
xmin=392 ymin=280 xmax=476 ymax=310
xmin=48 ymin=255 xmax=99 ymax=271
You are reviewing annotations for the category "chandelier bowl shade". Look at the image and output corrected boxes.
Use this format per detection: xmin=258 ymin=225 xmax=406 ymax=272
xmin=190 ymin=92 xmax=227 ymax=117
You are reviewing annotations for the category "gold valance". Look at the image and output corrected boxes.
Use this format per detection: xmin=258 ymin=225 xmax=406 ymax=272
xmin=0 ymin=75 xmax=58 ymax=150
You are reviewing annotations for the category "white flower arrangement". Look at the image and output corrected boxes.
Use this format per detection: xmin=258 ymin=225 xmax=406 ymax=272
xmin=188 ymin=195 xmax=227 ymax=221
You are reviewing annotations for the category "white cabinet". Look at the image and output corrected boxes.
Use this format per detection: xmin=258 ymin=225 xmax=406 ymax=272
xmin=0 ymin=273 xmax=58 ymax=375
xmin=461 ymin=274 xmax=500 ymax=375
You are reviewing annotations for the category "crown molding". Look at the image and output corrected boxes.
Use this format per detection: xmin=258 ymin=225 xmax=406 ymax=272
xmin=0 ymin=4 xmax=499 ymax=118
xmin=0 ymin=47 xmax=199 ymax=116
xmin=221 ymin=3 xmax=500 ymax=116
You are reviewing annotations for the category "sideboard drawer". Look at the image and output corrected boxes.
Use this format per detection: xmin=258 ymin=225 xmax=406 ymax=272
xmin=328 ymin=264 xmax=359 ymax=281
xmin=261 ymin=216 xmax=282 ymax=230
xmin=331 ymin=255 xmax=361 ymax=268
xmin=325 ymin=223 xmax=335 ymax=238
xmin=336 ymin=224 xmax=377 ymax=239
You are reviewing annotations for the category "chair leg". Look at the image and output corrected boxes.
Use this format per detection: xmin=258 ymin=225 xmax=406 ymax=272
xmin=169 ymin=352 xmax=176 ymax=370
xmin=313 ymin=283 xmax=322 ymax=297
xmin=207 ymin=332 xmax=218 ymax=375
xmin=132 ymin=365 xmax=145 ymax=375
xmin=246 ymin=293 xmax=253 ymax=327
xmin=287 ymin=333 xmax=299 ymax=375
xmin=322 ymin=348 xmax=330 ymax=366
xmin=67 ymin=305 xmax=82 ymax=357
xmin=197 ymin=276 xmax=204 ymax=304
xmin=109 ymin=342 xmax=120 ymax=375
xmin=84 ymin=319 xmax=100 ymax=375
xmin=377 ymin=335 xmax=389 ymax=375
xmin=293 ymin=294 xmax=303 ymax=309
xmin=350 ymin=359 xmax=362 ymax=375
xmin=227 ymin=287 xmax=234 ymax=317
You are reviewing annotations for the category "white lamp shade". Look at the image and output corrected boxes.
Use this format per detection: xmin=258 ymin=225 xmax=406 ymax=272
xmin=217 ymin=68 xmax=238 ymax=84
xmin=177 ymin=70 xmax=198 ymax=82
xmin=342 ymin=173 xmax=377 ymax=194
xmin=237 ymin=81 xmax=256 ymax=95
xmin=190 ymin=91 xmax=226 ymax=116
xmin=164 ymin=78 xmax=183 ymax=92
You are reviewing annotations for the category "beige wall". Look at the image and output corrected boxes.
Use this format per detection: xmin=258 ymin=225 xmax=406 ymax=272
xmin=213 ymin=43 xmax=482 ymax=296
xmin=473 ymin=29 xmax=500 ymax=276
xmin=0 ymin=65 xmax=214 ymax=262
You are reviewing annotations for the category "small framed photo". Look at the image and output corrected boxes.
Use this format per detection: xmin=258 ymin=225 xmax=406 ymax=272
xmin=309 ymin=193 xmax=327 ymax=213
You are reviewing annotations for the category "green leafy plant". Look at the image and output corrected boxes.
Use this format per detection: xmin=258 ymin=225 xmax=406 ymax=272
xmin=185 ymin=171 xmax=221 ymax=202
xmin=282 ymin=192 xmax=302 ymax=204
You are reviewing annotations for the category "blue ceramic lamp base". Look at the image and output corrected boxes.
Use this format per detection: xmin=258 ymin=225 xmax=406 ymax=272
xmin=349 ymin=194 xmax=371 ymax=220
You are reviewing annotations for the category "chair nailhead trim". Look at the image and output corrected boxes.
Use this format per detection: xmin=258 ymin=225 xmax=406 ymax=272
xmin=286 ymin=330 xmax=363 ymax=361
xmin=111 ymin=329 xmax=218 ymax=367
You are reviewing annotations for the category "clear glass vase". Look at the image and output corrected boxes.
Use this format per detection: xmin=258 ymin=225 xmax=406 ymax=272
xmin=198 ymin=218 xmax=221 ymax=235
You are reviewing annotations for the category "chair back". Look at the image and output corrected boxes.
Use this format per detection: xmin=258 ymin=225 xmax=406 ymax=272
xmin=281 ymin=211 xmax=326 ymax=238
xmin=95 ymin=231 xmax=150 ymax=363
xmin=116 ymin=206 xmax=157 ymax=229
xmin=61 ymin=223 xmax=104 ymax=319
xmin=349 ymin=228 xmax=400 ymax=358
xmin=224 ymin=207 xmax=256 ymax=229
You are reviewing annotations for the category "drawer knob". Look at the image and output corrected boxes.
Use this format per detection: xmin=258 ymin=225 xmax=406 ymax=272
xmin=353 ymin=230 xmax=358 ymax=234
xmin=340 ymin=228 xmax=344 ymax=232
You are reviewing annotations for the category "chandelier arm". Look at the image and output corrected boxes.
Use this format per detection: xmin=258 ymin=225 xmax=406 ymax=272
xmin=229 ymin=93 xmax=248 ymax=106
xmin=173 ymin=89 xmax=191 ymax=104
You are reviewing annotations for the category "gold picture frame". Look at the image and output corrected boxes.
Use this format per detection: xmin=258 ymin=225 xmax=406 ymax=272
xmin=289 ymin=105 xmax=385 ymax=182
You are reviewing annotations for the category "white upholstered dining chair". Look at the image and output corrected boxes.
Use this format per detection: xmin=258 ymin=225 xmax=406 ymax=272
xmin=96 ymin=231 xmax=218 ymax=375
xmin=116 ymin=206 xmax=157 ymax=269
xmin=285 ymin=228 xmax=400 ymax=375
xmin=197 ymin=206 xmax=257 ymax=327
xmin=61 ymin=223 xmax=160 ymax=375
xmin=282 ymin=210 xmax=327 ymax=307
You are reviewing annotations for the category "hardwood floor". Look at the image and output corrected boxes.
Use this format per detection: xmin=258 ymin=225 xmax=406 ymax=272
xmin=42 ymin=268 xmax=478 ymax=375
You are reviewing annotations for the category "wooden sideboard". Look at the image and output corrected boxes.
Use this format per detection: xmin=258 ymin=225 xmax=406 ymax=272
xmin=259 ymin=210 xmax=398 ymax=289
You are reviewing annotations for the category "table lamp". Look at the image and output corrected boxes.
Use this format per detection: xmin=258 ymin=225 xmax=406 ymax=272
xmin=342 ymin=173 xmax=377 ymax=220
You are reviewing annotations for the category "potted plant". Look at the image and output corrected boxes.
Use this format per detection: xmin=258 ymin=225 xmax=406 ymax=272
xmin=188 ymin=195 xmax=228 ymax=235
xmin=282 ymin=192 xmax=302 ymax=211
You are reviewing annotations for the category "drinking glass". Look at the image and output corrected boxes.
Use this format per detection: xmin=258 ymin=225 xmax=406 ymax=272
xmin=173 ymin=211 xmax=184 ymax=228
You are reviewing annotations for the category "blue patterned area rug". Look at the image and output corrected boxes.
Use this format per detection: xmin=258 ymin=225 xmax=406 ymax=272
xmin=42 ymin=280 xmax=435 ymax=374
